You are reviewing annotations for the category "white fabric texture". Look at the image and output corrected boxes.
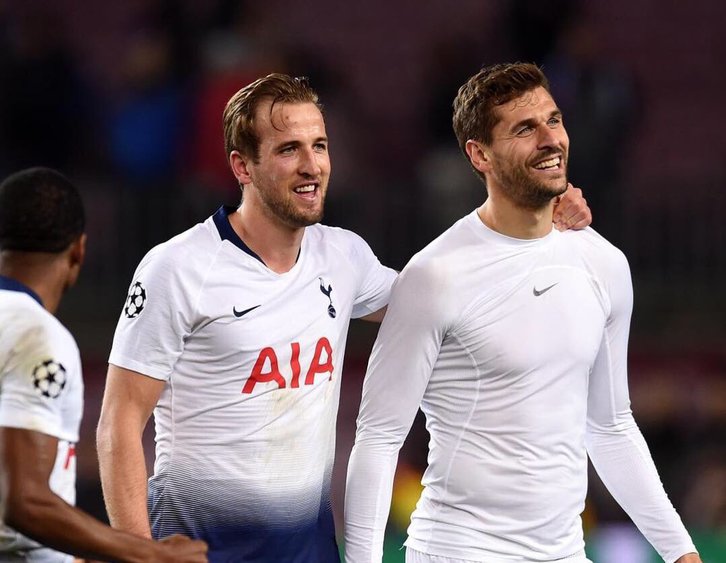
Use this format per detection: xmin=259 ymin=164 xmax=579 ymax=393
xmin=344 ymin=211 xmax=695 ymax=563
xmin=0 ymin=286 xmax=82 ymax=562
xmin=109 ymin=207 xmax=396 ymax=547
xmin=405 ymin=547 xmax=593 ymax=563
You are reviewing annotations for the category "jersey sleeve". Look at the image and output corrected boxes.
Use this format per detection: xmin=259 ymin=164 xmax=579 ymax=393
xmin=344 ymin=258 xmax=452 ymax=562
xmin=0 ymin=320 xmax=82 ymax=443
xmin=346 ymin=232 xmax=397 ymax=319
xmin=109 ymin=245 xmax=203 ymax=380
xmin=585 ymin=249 xmax=697 ymax=563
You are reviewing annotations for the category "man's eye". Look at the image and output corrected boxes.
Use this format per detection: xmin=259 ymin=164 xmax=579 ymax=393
xmin=548 ymin=117 xmax=562 ymax=127
xmin=280 ymin=146 xmax=295 ymax=154
xmin=314 ymin=143 xmax=328 ymax=152
xmin=516 ymin=126 xmax=534 ymax=136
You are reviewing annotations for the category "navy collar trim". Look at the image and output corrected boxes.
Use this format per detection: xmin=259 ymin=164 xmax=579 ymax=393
xmin=0 ymin=275 xmax=43 ymax=306
xmin=213 ymin=205 xmax=266 ymax=266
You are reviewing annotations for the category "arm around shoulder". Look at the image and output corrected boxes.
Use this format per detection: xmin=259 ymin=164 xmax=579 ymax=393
xmin=96 ymin=364 xmax=166 ymax=538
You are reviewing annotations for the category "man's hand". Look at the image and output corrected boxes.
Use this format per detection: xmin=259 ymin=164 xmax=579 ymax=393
xmin=674 ymin=553 xmax=702 ymax=563
xmin=156 ymin=534 xmax=208 ymax=562
xmin=553 ymin=183 xmax=592 ymax=231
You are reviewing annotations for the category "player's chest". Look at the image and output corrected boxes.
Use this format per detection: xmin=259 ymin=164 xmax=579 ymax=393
xmin=453 ymin=267 xmax=607 ymax=371
xmin=189 ymin=267 xmax=354 ymax=353
xmin=181 ymin=268 xmax=353 ymax=396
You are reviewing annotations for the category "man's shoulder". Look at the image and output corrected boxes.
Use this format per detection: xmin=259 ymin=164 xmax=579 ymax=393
xmin=306 ymin=223 xmax=375 ymax=256
xmin=564 ymin=226 xmax=628 ymax=263
xmin=163 ymin=217 xmax=218 ymax=250
xmin=559 ymin=227 xmax=631 ymax=286
xmin=141 ymin=219 xmax=220 ymax=269
xmin=396 ymin=225 xmax=474 ymax=294
xmin=407 ymin=212 xmax=481 ymax=269
xmin=308 ymin=222 xmax=364 ymax=242
xmin=0 ymin=293 xmax=78 ymax=367
xmin=0 ymin=292 xmax=74 ymax=343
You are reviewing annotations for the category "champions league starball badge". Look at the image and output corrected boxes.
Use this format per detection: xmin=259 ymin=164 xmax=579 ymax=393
xmin=124 ymin=281 xmax=147 ymax=318
xmin=32 ymin=359 xmax=67 ymax=399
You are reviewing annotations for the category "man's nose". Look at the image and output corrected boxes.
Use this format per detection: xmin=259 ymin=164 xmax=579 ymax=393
xmin=299 ymin=148 xmax=322 ymax=176
xmin=536 ymin=124 xmax=561 ymax=149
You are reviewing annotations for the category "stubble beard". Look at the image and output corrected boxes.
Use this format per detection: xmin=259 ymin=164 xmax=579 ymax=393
xmin=257 ymin=182 xmax=326 ymax=229
xmin=496 ymin=157 xmax=568 ymax=210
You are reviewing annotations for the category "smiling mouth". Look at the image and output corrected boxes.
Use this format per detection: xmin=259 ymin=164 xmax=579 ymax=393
xmin=532 ymin=155 xmax=562 ymax=171
xmin=292 ymin=183 xmax=320 ymax=201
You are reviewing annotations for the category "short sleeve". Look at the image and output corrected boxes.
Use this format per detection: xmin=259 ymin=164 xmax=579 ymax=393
xmin=0 ymin=321 xmax=82 ymax=442
xmin=346 ymin=232 xmax=397 ymax=319
xmin=109 ymin=245 xmax=204 ymax=380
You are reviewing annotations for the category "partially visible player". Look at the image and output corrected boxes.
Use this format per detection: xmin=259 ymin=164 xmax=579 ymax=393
xmin=344 ymin=63 xmax=701 ymax=563
xmin=96 ymin=74 xmax=592 ymax=562
xmin=0 ymin=167 xmax=208 ymax=562
xmin=96 ymin=75 xmax=397 ymax=562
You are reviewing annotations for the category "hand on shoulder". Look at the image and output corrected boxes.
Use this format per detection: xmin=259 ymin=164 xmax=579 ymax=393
xmin=553 ymin=183 xmax=592 ymax=231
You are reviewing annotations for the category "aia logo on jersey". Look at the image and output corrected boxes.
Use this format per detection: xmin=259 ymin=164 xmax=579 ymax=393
xmin=242 ymin=337 xmax=334 ymax=394
xmin=319 ymin=277 xmax=336 ymax=318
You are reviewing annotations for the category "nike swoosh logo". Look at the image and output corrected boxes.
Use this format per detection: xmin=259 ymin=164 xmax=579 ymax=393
xmin=233 ymin=305 xmax=261 ymax=318
xmin=533 ymin=283 xmax=558 ymax=297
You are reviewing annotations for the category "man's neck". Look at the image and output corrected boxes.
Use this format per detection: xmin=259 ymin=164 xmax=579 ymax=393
xmin=476 ymin=192 xmax=555 ymax=240
xmin=230 ymin=204 xmax=305 ymax=274
xmin=0 ymin=254 xmax=63 ymax=313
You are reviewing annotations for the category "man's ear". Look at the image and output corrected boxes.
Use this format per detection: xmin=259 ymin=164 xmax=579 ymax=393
xmin=64 ymin=233 xmax=86 ymax=289
xmin=465 ymin=140 xmax=492 ymax=175
xmin=229 ymin=150 xmax=253 ymax=186
xmin=70 ymin=233 xmax=86 ymax=268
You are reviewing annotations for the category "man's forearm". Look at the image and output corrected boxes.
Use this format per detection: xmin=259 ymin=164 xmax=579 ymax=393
xmin=586 ymin=425 xmax=697 ymax=563
xmin=6 ymin=489 xmax=167 ymax=562
xmin=97 ymin=424 xmax=153 ymax=538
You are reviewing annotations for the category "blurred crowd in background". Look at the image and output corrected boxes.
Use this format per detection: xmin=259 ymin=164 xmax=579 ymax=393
xmin=0 ymin=0 xmax=723 ymax=561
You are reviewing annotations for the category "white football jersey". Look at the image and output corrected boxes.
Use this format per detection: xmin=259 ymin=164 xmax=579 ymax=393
xmin=0 ymin=277 xmax=83 ymax=563
xmin=109 ymin=206 xmax=396 ymax=561
xmin=345 ymin=211 xmax=696 ymax=563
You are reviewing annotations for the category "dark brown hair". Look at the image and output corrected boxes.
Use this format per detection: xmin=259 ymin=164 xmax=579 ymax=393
xmin=452 ymin=62 xmax=550 ymax=153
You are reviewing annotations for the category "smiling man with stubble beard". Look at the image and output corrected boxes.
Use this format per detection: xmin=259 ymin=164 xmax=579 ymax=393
xmin=344 ymin=62 xmax=701 ymax=563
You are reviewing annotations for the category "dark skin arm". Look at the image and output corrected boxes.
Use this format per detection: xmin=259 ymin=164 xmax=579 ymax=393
xmin=0 ymin=426 xmax=208 ymax=563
